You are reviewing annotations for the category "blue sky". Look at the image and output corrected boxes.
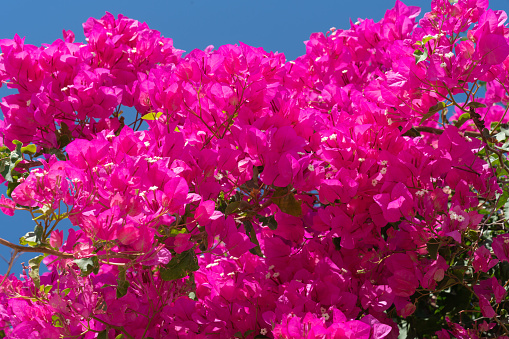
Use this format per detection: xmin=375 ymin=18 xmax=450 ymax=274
xmin=0 ymin=0 xmax=508 ymax=275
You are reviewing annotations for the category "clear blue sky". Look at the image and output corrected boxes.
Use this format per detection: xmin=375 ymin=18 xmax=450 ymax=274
xmin=0 ymin=0 xmax=508 ymax=275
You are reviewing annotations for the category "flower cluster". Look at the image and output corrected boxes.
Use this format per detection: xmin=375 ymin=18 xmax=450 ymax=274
xmin=0 ymin=0 xmax=508 ymax=338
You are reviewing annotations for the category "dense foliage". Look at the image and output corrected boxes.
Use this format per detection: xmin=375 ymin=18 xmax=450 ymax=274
xmin=0 ymin=0 xmax=508 ymax=337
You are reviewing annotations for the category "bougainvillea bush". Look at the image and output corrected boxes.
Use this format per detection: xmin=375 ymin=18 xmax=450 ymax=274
xmin=0 ymin=0 xmax=508 ymax=337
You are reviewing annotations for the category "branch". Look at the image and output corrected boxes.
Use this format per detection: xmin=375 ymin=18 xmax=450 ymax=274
xmin=0 ymin=237 xmax=140 ymax=261
xmin=406 ymin=126 xmax=482 ymax=138
xmin=0 ymin=249 xmax=19 ymax=287
xmin=16 ymin=161 xmax=42 ymax=170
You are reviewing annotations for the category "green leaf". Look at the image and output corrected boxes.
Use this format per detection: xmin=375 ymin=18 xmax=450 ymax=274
xmin=413 ymin=48 xmax=428 ymax=64
xmin=454 ymin=112 xmax=471 ymax=128
xmin=428 ymin=102 xmax=446 ymax=114
xmin=160 ymin=249 xmax=199 ymax=281
xmin=497 ymin=190 xmax=509 ymax=210
xmin=225 ymin=201 xmax=241 ymax=215
xmin=504 ymin=201 xmax=509 ymax=219
xmin=96 ymin=330 xmax=108 ymax=339
xmin=466 ymin=101 xmax=487 ymax=109
xmin=6 ymin=182 xmax=19 ymax=198
xmin=415 ymin=34 xmax=437 ymax=46
xmin=74 ymin=256 xmax=100 ymax=276
xmin=20 ymin=144 xmax=36 ymax=154
xmin=61 ymin=288 xmax=71 ymax=296
xmin=169 ymin=228 xmax=187 ymax=236
xmin=52 ymin=314 xmax=64 ymax=328
xmin=258 ymin=215 xmax=277 ymax=230
xmin=116 ymin=267 xmax=130 ymax=298
xmin=20 ymin=225 xmax=44 ymax=247
xmin=426 ymin=239 xmax=440 ymax=260
xmin=57 ymin=122 xmax=73 ymax=148
xmin=115 ymin=335 xmax=125 ymax=339
xmin=28 ymin=255 xmax=44 ymax=288
xmin=0 ymin=142 xmax=22 ymax=183
xmin=244 ymin=220 xmax=263 ymax=257
xmin=420 ymin=102 xmax=445 ymax=125
xmin=141 ymin=111 xmax=163 ymax=120
xmin=271 ymin=187 xmax=302 ymax=217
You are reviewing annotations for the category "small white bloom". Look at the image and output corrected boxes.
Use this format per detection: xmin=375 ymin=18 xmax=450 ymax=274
xmin=214 ymin=173 xmax=223 ymax=180
xmin=148 ymin=186 xmax=158 ymax=191
xmin=440 ymin=62 xmax=447 ymax=68
xmin=449 ymin=211 xmax=458 ymax=220
xmin=159 ymin=41 xmax=164 ymax=46
xmin=329 ymin=133 xmax=337 ymax=140
xmin=205 ymin=262 xmax=219 ymax=269
xmin=144 ymin=141 xmax=150 ymax=147
xmin=145 ymin=157 xmax=158 ymax=163
xmin=268 ymin=265 xmax=275 ymax=270
xmin=387 ymin=118 xmax=393 ymax=125
xmin=320 ymin=307 xmax=327 ymax=314
xmin=380 ymin=160 xmax=388 ymax=166
xmin=415 ymin=189 xmax=428 ymax=197
xmin=35 ymin=172 xmax=45 ymax=178
xmin=326 ymin=172 xmax=334 ymax=179
xmin=321 ymin=136 xmax=329 ymax=142
xmin=308 ymin=164 xmax=315 ymax=172
xmin=358 ymin=158 xmax=366 ymax=162
xmin=372 ymin=179 xmax=378 ymax=186
xmin=106 ymin=32 xmax=112 ymax=36
xmin=342 ymin=69 xmax=348 ymax=74
xmin=227 ymin=272 xmax=235 ymax=277
xmin=329 ymin=27 xmax=337 ymax=32
xmin=465 ymin=136 xmax=472 ymax=142
xmin=380 ymin=167 xmax=387 ymax=175
xmin=71 ymin=178 xmax=81 ymax=183
xmin=321 ymin=313 xmax=330 ymax=320
xmin=265 ymin=272 xmax=271 ymax=279
xmin=260 ymin=328 xmax=268 ymax=335
xmin=445 ymin=52 xmax=454 ymax=59
xmin=272 ymin=272 xmax=280 ymax=278
xmin=457 ymin=215 xmax=465 ymax=222
xmin=106 ymin=134 xmax=115 ymax=140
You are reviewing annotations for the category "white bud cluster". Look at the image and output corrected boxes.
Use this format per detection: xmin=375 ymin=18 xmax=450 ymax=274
xmin=145 ymin=156 xmax=163 ymax=163
xmin=449 ymin=210 xmax=465 ymax=222
xmin=415 ymin=189 xmax=428 ymax=197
